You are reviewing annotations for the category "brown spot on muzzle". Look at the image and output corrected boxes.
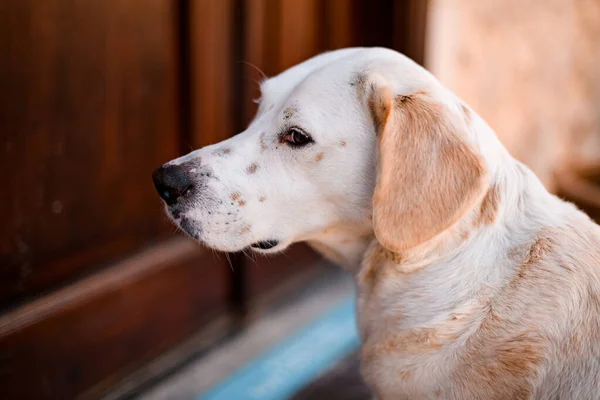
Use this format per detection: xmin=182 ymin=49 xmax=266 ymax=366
xmin=238 ymin=200 xmax=246 ymax=207
xmin=240 ymin=225 xmax=251 ymax=234
xmin=316 ymin=152 xmax=324 ymax=162
xmin=340 ymin=140 xmax=347 ymax=147
xmin=258 ymin=196 xmax=266 ymax=202
xmin=246 ymin=163 xmax=259 ymax=174
xmin=230 ymin=192 xmax=241 ymax=201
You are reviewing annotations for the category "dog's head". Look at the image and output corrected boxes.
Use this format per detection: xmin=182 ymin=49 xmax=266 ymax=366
xmin=153 ymin=48 xmax=489 ymax=255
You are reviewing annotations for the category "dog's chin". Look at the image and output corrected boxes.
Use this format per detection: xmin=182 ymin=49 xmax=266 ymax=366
xmin=201 ymin=238 xmax=288 ymax=255
xmin=170 ymin=213 xmax=289 ymax=254
xmin=179 ymin=225 xmax=287 ymax=254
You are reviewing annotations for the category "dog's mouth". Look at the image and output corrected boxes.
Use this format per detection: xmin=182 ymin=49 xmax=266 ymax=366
xmin=174 ymin=214 xmax=282 ymax=253
xmin=250 ymin=240 xmax=280 ymax=250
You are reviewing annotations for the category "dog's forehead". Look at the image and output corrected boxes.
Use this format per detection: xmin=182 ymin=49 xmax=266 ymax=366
xmin=260 ymin=48 xmax=365 ymax=106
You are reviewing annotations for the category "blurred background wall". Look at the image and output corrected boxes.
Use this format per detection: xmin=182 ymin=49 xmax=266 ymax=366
xmin=0 ymin=1 xmax=426 ymax=398
xmin=427 ymin=0 xmax=600 ymax=219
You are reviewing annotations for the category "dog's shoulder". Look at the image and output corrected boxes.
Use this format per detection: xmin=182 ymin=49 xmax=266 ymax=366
xmin=453 ymin=205 xmax=600 ymax=398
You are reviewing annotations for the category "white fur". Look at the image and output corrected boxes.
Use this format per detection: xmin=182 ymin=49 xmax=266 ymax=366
xmin=162 ymin=48 xmax=600 ymax=399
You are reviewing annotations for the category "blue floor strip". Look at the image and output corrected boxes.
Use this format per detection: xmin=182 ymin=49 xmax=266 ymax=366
xmin=197 ymin=296 xmax=360 ymax=400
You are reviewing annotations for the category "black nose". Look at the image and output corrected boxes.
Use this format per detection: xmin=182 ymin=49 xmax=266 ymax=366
xmin=152 ymin=164 xmax=194 ymax=206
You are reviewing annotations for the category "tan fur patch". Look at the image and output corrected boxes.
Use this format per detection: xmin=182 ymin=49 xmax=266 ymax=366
xmin=246 ymin=163 xmax=259 ymax=174
xmin=238 ymin=200 xmax=246 ymax=207
xmin=372 ymin=89 xmax=488 ymax=252
xmin=239 ymin=225 xmax=251 ymax=235
xmin=512 ymin=233 xmax=553 ymax=280
xmin=368 ymin=84 xmax=393 ymax=132
xmin=258 ymin=196 xmax=266 ymax=202
xmin=359 ymin=243 xmax=404 ymax=294
xmin=453 ymin=327 xmax=545 ymax=399
xmin=365 ymin=320 xmax=464 ymax=363
xmin=478 ymin=184 xmax=501 ymax=225
xmin=230 ymin=192 xmax=241 ymax=201
xmin=398 ymin=370 xmax=412 ymax=380
xmin=315 ymin=152 xmax=324 ymax=162
xmin=524 ymin=235 xmax=552 ymax=266
xmin=359 ymin=244 xmax=385 ymax=292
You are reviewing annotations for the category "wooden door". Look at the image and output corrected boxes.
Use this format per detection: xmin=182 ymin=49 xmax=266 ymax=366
xmin=0 ymin=1 xmax=229 ymax=398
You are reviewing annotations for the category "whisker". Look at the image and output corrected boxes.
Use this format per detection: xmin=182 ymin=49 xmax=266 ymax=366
xmin=240 ymin=60 xmax=268 ymax=82
xmin=225 ymin=252 xmax=234 ymax=272
xmin=245 ymin=250 xmax=259 ymax=267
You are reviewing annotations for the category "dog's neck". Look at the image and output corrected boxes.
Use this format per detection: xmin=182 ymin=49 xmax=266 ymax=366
xmin=306 ymin=221 xmax=374 ymax=272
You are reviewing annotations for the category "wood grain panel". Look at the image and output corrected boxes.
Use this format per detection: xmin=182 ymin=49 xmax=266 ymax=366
xmin=278 ymin=0 xmax=321 ymax=71
xmin=351 ymin=0 xmax=395 ymax=48
xmin=241 ymin=0 xmax=268 ymax=124
xmin=0 ymin=239 xmax=228 ymax=400
xmin=189 ymin=0 xmax=236 ymax=147
xmin=394 ymin=0 xmax=429 ymax=65
xmin=322 ymin=0 xmax=354 ymax=50
xmin=0 ymin=0 xmax=180 ymax=308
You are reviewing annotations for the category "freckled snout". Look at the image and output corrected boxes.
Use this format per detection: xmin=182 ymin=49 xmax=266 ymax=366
xmin=152 ymin=163 xmax=194 ymax=206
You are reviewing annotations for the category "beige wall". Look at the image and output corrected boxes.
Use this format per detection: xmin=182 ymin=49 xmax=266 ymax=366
xmin=426 ymin=0 xmax=600 ymax=192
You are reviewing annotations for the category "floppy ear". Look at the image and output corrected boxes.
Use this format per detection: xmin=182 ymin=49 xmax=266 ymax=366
xmin=367 ymin=78 xmax=488 ymax=252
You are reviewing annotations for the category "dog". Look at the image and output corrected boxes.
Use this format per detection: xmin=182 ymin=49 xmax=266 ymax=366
xmin=152 ymin=48 xmax=600 ymax=399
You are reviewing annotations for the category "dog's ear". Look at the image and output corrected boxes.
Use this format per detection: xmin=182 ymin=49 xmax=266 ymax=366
xmin=366 ymin=77 xmax=488 ymax=252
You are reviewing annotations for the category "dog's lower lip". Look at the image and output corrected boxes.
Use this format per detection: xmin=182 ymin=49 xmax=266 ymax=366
xmin=250 ymin=240 xmax=279 ymax=250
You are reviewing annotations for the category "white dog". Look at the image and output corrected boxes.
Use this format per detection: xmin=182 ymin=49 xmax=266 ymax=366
xmin=153 ymin=48 xmax=600 ymax=399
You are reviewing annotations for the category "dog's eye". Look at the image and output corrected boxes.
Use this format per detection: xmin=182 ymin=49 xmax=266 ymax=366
xmin=283 ymin=128 xmax=312 ymax=147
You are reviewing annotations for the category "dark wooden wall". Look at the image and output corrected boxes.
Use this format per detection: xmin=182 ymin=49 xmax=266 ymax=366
xmin=0 ymin=1 xmax=427 ymax=398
